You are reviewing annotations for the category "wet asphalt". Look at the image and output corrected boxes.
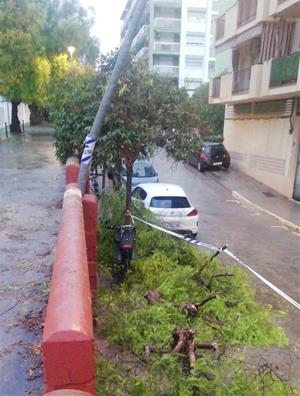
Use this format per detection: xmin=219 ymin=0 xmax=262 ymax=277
xmin=152 ymin=150 xmax=300 ymax=348
xmin=0 ymin=133 xmax=63 ymax=396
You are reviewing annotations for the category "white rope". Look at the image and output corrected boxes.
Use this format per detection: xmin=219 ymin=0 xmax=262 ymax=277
xmin=132 ymin=215 xmax=300 ymax=311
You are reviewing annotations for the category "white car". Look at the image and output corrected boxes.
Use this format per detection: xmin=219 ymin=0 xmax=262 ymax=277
xmin=132 ymin=183 xmax=199 ymax=236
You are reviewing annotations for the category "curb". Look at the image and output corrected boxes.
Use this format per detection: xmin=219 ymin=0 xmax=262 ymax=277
xmin=232 ymin=191 xmax=300 ymax=233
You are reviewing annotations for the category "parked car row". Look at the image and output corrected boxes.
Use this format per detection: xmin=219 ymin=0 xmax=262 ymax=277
xmin=188 ymin=142 xmax=230 ymax=172
xmin=108 ymin=142 xmax=230 ymax=236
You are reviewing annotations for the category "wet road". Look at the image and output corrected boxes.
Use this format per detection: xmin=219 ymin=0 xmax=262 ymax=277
xmin=152 ymin=150 xmax=300 ymax=345
xmin=0 ymin=133 xmax=63 ymax=396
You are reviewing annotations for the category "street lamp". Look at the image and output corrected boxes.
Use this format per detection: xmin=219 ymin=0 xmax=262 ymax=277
xmin=67 ymin=46 xmax=76 ymax=75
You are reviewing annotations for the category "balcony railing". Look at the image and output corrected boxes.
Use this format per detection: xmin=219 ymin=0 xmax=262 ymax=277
xmin=154 ymin=18 xmax=181 ymax=31
xmin=135 ymin=46 xmax=149 ymax=60
xmin=237 ymin=0 xmax=257 ymax=27
xmin=212 ymin=77 xmax=221 ymax=98
xmin=232 ymin=68 xmax=251 ymax=94
xmin=153 ymin=42 xmax=180 ymax=53
xmin=215 ymin=16 xmax=225 ymax=40
xmin=270 ymin=53 xmax=300 ymax=87
xmin=153 ymin=65 xmax=179 ymax=77
xmin=132 ymin=25 xmax=149 ymax=48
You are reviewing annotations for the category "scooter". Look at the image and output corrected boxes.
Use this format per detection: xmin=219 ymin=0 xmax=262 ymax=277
xmin=106 ymin=223 xmax=136 ymax=280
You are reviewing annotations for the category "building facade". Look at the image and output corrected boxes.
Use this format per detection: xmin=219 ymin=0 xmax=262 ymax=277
xmin=209 ymin=0 xmax=300 ymax=200
xmin=121 ymin=0 xmax=231 ymax=94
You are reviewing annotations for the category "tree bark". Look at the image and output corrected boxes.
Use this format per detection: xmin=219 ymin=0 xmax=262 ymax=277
xmin=125 ymin=160 xmax=133 ymax=224
xmin=10 ymin=101 xmax=21 ymax=134
xmin=29 ymin=104 xmax=47 ymax=125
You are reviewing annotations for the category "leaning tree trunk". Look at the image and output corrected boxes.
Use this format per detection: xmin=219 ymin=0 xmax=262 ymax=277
xmin=10 ymin=101 xmax=21 ymax=134
xmin=125 ymin=160 xmax=133 ymax=225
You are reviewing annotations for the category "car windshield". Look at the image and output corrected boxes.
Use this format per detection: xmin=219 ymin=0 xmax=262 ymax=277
xmin=150 ymin=196 xmax=191 ymax=209
xmin=207 ymin=144 xmax=225 ymax=154
xmin=132 ymin=162 xmax=156 ymax=178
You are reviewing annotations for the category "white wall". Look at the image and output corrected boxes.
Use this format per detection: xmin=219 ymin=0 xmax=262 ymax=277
xmin=0 ymin=97 xmax=30 ymax=128
xmin=224 ymin=115 xmax=300 ymax=198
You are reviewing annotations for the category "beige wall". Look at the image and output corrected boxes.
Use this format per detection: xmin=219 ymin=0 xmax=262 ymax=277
xmin=224 ymin=115 xmax=300 ymax=198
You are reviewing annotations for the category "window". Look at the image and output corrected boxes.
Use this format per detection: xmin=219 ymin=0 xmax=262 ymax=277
xmin=186 ymin=33 xmax=205 ymax=46
xmin=132 ymin=187 xmax=147 ymax=200
xmin=150 ymin=196 xmax=191 ymax=209
xmin=209 ymin=61 xmax=215 ymax=72
xmin=132 ymin=162 xmax=157 ymax=178
xmin=185 ymin=56 xmax=203 ymax=69
xmin=187 ymin=9 xmax=206 ymax=23
xmin=185 ymin=79 xmax=201 ymax=91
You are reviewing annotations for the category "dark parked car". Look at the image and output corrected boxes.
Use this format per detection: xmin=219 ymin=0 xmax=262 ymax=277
xmin=188 ymin=142 xmax=230 ymax=172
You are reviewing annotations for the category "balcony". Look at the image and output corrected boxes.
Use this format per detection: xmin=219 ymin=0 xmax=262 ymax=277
xmin=153 ymin=42 xmax=180 ymax=54
xmin=154 ymin=0 xmax=181 ymax=5
xmin=215 ymin=15 xmax=225 ymax=40
xmin=209 ymin=57 xmax=300 ymax=105
xmin=270 ymin=53 xmax=300 ymax=87
xmin=237 ymin=0 xmax=257 ymax=27
xmin=132 ymin=25 xmax=149 ymax=48
xmin=153 ymin=64 xmax=179 ymax=78
xmin=154 ymin=18 xmax=181 ymax=31
xmin=134 ymin=46 xmax=149 ymax=60
xmin=214 ymin=0 xmax=270 ymax=47
xmin=211 ymin=77 xmax=221 ymax=98
xmin=232 ymin=68 xmax=251 ymax=94
xmin=269 ymin=0 xmax=300 ymax=17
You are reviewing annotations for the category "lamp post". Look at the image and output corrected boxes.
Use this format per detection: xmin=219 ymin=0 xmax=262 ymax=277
xmin=67 ymin=46 xmax=76 ymax=75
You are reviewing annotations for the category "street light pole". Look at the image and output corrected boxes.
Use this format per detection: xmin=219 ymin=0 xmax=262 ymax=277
xmin=67 ymin=46 xmax=76 ymax=76
xmin=77 ymin=0 xmax=148 ymax=194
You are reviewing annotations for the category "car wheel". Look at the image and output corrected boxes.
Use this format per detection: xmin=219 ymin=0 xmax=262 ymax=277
xmin=191 ymin=232 xmax=198 ymax=239
xmin=197 ymin=161 xmax=205 ymax=172
xmin=223 ymin=162 xmax=230 ymax=170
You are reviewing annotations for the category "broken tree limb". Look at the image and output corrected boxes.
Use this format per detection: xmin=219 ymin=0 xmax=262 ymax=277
xmin=194 ymin=342 xmax=218 ymax=351
xmin=182 ymin=295 xmax=217 ymax=317
xmin=207 ymin=273 xmax=234 ymax=290
xmin=187 ymin=339 xmax=196 ymax=371
xmin=144 ymin=289 xmax=164 ymax=304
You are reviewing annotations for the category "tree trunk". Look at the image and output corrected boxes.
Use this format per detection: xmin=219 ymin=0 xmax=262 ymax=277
xmin=29 ymin=104 xmax=47 ymax=125
xmin=125 ymin=161 xmax=133 ymax=224
xmin=10 ymin=101 xmax=21 ymax=134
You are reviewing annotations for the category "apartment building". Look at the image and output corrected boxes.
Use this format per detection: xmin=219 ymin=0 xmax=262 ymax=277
xmin=209 ymin=0 xmax=300 ymax=200
xmin=121 ymin=0 xmax=230 ymax=94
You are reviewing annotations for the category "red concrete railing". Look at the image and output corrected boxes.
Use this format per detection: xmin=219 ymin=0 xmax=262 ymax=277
xmin=82 ymin=195 xmax=98 ymax=297
xmin=42 ymin=183 xmax=95 ymax=394
xmin=44 ymin=390 xmax=93 ymax=396
xmin=65 ymin=157 xmax=90 ymax=193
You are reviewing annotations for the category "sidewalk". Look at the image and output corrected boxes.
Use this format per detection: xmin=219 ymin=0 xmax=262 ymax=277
xmin=0 ymin=132 xmax=63 ymax=395
xmin=209 ymin=167 xmax=300 ymax=231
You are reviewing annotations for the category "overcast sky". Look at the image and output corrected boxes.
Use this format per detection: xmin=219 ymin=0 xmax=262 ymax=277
xmin=81 ymin=0 xmax=128 ymax=54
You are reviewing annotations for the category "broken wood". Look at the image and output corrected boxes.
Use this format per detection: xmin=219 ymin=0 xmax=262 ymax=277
xmin=225 ymin=299 xmax=239 ymax=308
xmin=144 ymin=289 xmax=164 ymax=304
xmin=207 ymin=273 xmax=234 ymax=290
xmin=182 ymin=295 xmax=217 ymax=317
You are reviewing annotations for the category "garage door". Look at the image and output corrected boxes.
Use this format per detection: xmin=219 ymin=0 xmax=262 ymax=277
xmin=293 ymin=144 xmax=300 ymax=201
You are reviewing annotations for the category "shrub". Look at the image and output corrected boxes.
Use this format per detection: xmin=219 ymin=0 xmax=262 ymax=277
xmin=95 ymin=192 xmax=295 ymax=396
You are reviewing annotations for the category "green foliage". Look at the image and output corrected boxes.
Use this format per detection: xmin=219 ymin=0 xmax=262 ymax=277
xmin=95 ymin=192 xmax=295 ymax=396
xmin=0 ymin=0 xmax=46 ymax=102
xmin=49 ymin=69 xmax=100 ymax=162
xmin=189 ymin=82 xmax=225 ymax=142
xmin=0 ymin=0 xmax=99 ymax=110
